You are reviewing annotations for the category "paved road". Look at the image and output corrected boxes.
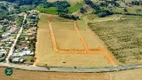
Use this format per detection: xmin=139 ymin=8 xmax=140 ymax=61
xmin=0 ymin=62 xmax=142 ymax=72
xmin=6 ymin=14 xmax=27 ymax=63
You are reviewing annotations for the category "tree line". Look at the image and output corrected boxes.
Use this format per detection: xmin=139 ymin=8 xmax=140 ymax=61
xmin=84 ymin=0 xmax=114 ymax=17
xmin=1 ymin=0 xmax=79 ymax=20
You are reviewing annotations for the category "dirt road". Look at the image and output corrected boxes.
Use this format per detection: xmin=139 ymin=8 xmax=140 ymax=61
xmin=6 ymin=14 xmax=27 ymax=63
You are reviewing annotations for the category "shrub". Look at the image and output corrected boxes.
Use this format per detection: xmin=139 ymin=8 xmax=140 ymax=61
xmin=95 ymin=10 xmax=113 ymax=17
xmin=59 ymin=13 xmax=80 ymax=20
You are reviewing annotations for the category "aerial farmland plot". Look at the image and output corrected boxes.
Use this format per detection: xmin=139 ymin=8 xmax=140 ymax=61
xmin=52 ymin=22 xmax=84 ymax=49
xmin=35 ymin=13 xmax=117 ymax=68
xmin=89 ymin=15 xmax=142 ymax=64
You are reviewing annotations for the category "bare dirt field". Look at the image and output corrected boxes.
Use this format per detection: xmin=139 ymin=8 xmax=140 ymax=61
xmin=35 ymin=13 xmax=113 ymax=67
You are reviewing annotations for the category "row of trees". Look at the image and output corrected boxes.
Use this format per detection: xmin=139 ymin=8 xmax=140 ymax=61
xmin=131 ymin=1 xmax=142 ymax=5
xmin=0 ymin=3 xmax=9 ymax=20
xmin=3 ymin=0 xmax=46 ymax=5
xmin=84 ymin=0 xmax=114 ymax=17
xmin=37 ymin=1 xmax=79 ymax=20
xmin=2 ymin=0 xmax=79 ymax=20
xmin=84 ymin=0 xmax=100 ymax=10
xmin=99 ymin=0 xmax=120 ymax=7
xmin=38 ymin=1 xmax=70 ymax=14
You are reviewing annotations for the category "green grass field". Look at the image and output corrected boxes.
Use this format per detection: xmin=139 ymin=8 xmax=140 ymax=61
xmin=37 ymin=6 xmax=58 ymax=15
xmin=68 ymin=3 xmax=83 ymax=13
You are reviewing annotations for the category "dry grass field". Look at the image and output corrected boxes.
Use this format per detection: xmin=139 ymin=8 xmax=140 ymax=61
xmin=35 ymin=13 xmax=113 ymax=67
xmin=0 ymin=67 xmax=110 ymax=80
xmin=47 ymin=0 xmax=84 ymax=4
xmin=89 ymin=15 xmax=142 ymax=64
xmin=110 ymin=68 xmax=142 ymax=80
xmin=0 ymin=67 xmax=142 ymax=80
xmin=76 ymin=20 xmax=103 ymax=49
xmin=52 ymin=22 xmax=84 ymax=49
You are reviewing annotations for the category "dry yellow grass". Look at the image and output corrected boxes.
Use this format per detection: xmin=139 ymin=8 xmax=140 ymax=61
xmin=0 ymin=67 xmax=110 ymax=80
xmin=0 ymin=66 xmax=142 ymax=80
xmin=47 ymin=0 xmax=83 ymax=4
xmin=76 ymin=20 xmax=103 ymax=49
xmin=82 ymin=14 xmax=123 ymax=23
xmin=35 ymin=13 xmax=111 ymax=68
xmin=52 ymin=22 xmax=84 ymax=49
xmin=110 ymin=68 xmax=142 ymax=80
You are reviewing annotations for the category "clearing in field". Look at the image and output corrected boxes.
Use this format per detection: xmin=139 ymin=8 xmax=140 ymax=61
xmin=35 ymin=13 xmax=117 ymax=68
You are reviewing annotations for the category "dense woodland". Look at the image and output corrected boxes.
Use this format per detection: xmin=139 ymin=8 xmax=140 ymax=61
xmin=1 ymin=0 xmax=46 ymax=5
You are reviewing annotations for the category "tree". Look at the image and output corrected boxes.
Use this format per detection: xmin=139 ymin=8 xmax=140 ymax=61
xmin=80 ymin=7 xmax=87 ymax=14
xmin=123 ymin=8 xmax=128 ymax=12
xmin=84 ymin=0 xmax=100 ymax=10
xmin=95 ymin=10 xmax=113 ymax=17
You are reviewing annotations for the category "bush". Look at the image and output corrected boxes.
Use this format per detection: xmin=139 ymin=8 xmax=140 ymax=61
xmin=95 ymin=10 xmax=113 ymax=17
xmin=80 ymin=7 xmax=87 ymax=14
xmin=59 ymin=13 xmax=80 ymax=20
xmin=0 ymin=57 xmax=5 ymax=62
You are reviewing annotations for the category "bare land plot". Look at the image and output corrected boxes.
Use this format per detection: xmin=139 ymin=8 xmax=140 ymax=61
xmin=35 ymin=13 xmax=111 ymax=68
xmin=89 ymin=15 xmax=142 ymax=64
xmin=52 ymin=22 xmax=84 ymax=49
xmin=76 ymin=20 xmax=103 ymax=49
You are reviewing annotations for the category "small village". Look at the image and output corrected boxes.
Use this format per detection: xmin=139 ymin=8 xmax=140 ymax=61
xmin=10 ymin=11 xmax=38 ymax=64
xmin=0 ymin=2 xmax=38 ymax=65
xmin=0 ymin=15 xmax=20 ymax=62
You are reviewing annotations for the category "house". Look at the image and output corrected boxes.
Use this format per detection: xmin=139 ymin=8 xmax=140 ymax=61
xmin=2 ymin=33 xmax=11 ymax=38
xmin=0 ymin=49 xmax=7 ymax=54
xmin=12 ymin=50 xmax=34 ymax=57
xmin=19 ymin=59 xmax=25 ymax=63
xmin=12 ymin=53 xmax=23 ymax=57
xmin=12 ymin=58 xmax=25 ymax=63
xmin=23 ymin=50 xmax=34 ymax=56
xmin=0 ymin=49 xmax=6 ymax=58
xmin=1 ymin=38 xmax=10 ymax=42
